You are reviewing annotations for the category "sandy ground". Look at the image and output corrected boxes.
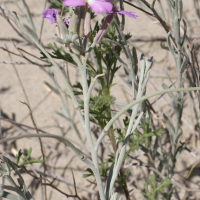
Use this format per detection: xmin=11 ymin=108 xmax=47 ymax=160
xmin=0 ymin=0 xmax=200 ymax=199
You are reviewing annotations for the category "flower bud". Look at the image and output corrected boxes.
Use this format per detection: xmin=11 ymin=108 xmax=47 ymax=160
xmin=84 ymin=7 xmax=91 ymax=38
xmin=68 ymin=7 xmax=80 ymax=34
xmin=94 ymin=13 xmax=114 ymax=43
xmin=57 ymin=14 xmax=69 ymax=38
xmin=78 ymin=5 xmax=87 ymax=37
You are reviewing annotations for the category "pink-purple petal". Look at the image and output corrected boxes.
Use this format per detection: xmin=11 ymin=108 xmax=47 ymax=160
xmin=63 ymin=18 xmax=71 ymax=28
xmin=62 ymin=0 xmax=86 ymax=7
xmin=88 ymin=1 xmax=113 ymax=14
xmin=89 ymin=0 xmax=110 ymax=1
xmin=115 ymin=10 xmax=138 ymax=18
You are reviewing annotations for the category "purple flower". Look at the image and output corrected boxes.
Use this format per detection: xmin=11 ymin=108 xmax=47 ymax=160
xmin=42 ymin=9 xmax=58 ymax=24
xmin=42 ymin=9 xmax=71 ymax=27
xmin=62 ymin=0 xmax=113 ymax=14
xmin=63 ymin=18 xmax=71 ymax=28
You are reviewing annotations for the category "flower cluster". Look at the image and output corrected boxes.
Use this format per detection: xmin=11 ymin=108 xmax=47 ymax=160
xmin=41 ymin=0 xmax=138 ymax=42
xmin=42 ymin=9 xmax=71 ymax=28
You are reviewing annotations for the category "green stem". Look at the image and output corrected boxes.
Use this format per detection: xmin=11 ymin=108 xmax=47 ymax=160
xmin=20 ymin=0 xmax=36 ymax=35
xmin=61 ymin=3 xmax=65 ymax=17
xmin=167 ymin=1 xmax=183 ymax=198
xmin=93 ymin=46 xmax=108 ymax=96
xmin=93 ymin=46 xmax=116 ymax=152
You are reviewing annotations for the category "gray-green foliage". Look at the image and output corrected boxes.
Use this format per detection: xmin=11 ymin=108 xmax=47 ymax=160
xmin=0 ymin=155 xmax=34 ymax=200
xmin=1 ymin=0 xmax=200 ymax=199
xmin=141 ymin=174 xmax=171 ymax=200
xmin=16 ymin=148 xmax=43 ymax=166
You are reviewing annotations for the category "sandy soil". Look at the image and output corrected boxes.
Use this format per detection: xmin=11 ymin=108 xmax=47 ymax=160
xmin=0 ymin=0 xmax=200 ymax=199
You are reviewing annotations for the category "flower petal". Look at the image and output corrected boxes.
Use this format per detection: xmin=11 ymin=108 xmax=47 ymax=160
xmin=41 ymin=9 xmax=58 ymax=24
xmin=62 ymin=0 xmax=86 ymax=7
xmin=63 ymin=18 xmax=71 ymax=28
xmin=88 ymin=0 xmax=113 ymax=14
xmin=115 ymin=10 xmax=138 ymax=18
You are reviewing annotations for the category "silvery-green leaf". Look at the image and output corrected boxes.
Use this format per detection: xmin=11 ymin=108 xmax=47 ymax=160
xmin=0 ymin=155 xmax=10 ymax=176
xmin=54 ymin=36 xmax=66 ymax=44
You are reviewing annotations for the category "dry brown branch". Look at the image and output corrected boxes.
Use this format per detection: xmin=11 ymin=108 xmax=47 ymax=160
xmin=20 ymin=102 xmax=48 ymax=200
xmin=16 ymin=164 xmax=82 ymax=199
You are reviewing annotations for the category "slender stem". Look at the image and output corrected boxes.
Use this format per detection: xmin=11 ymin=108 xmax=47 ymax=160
xmin=93 ymin=46 xmax=108 ymax=96
xmin=39 ymin=0 xmax=47 ymax=43
xmin=87 ymin=74 xmax=105 ymax=100
xmin=20 ymin=0 xmax=36 ymax=35
xmin=69 ymin=47 xmax=106 ymax=200
xmin=93 ymin=44 xmax=117 ymax=152
xmin=61 ymin=3 xmax=65 ymax=17
xmin=167 ymin=1 xmax=183 ymax=198
xmin=21 ymin=102 xmax=48 ymax=200
xmin=95 ymin=87 xmax=200 ymax=150
xmin=139 ymin=0 xmax=177 ymax=46
xmin=123 ymin=0 xmax=154 ymax=17
xmin=108 ymin=112 xmax=143 ymax=197
xmin=113 ymin=9 xmax=138 ymax=198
